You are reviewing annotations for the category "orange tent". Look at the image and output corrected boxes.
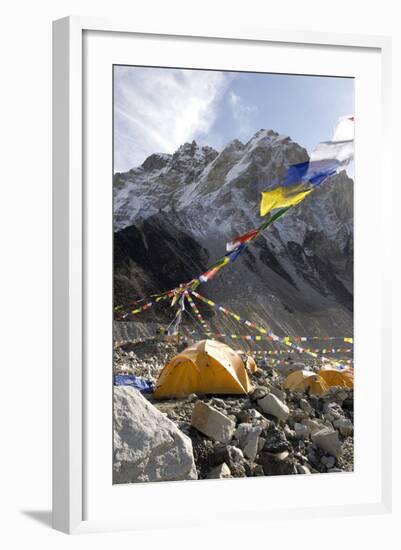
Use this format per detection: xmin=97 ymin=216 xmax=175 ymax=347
xmin=283 ymin=369 xmax=328 ymax=396
xmin=318 ymin=367 xmax=354 ymax=389
xmin=154 ymin=339 xmax=252 ymax=398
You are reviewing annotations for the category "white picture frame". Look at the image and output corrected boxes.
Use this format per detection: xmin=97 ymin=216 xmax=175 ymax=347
xmin=52 ymin=16 xmax=392 ymax=534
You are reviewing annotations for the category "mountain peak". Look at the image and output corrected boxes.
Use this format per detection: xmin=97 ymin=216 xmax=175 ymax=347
xmin=173 ymin=140 xmax=218 ymax=158
xmin=170 ymin=141 xmax=218 ymax=173
xmin=221 ymin=139 xmax=245 ymax=153
xmin=246 ymin=129 xmax=292 ymax=147
xmin=141 ymin=152 xmax=172 ymax=171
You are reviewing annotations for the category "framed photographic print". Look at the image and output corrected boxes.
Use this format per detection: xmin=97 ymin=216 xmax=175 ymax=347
xmin=53 ymin=17 xmax=392 ymax=534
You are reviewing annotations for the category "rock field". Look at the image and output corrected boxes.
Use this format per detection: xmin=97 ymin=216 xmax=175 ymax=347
xmin=113 ymin=338 xmax=353 ymax=483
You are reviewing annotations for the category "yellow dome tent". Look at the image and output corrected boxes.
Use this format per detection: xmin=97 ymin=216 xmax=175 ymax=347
xmin=317 ymin=367 xmax=354 ymax=389
xmin=283 ymin=369 xmax=329 ymax=396
xmin=154 ymin=339 xmax=252 ymax=398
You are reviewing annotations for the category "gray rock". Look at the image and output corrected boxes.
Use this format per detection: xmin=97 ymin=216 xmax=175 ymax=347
xmin=299 ymin=398 xmax=314 ymax=416
xmin=257 ymin=393 xmax=290 ymax=422
xmin=207 ymin=462 xmax=232 ymax=479
xmin=235 ymin=409 xmax=258 ymax=423
xmin=249 ymin=386 xmax=269 ymax=401
xmin=212 ymin=443 xmax=229 ymax=465
xmin=248 ymin=408 xmax=263 ymax=421
xmin=290 ymin=408 xmax=309 ymax=423
xmin=312 ymin=428 xmax=342 ymax=458
xmin=234 ymin=422 xmax=253 ymax=444
xmin=323 ymin=402 xmax=344 ymax=422
xmin=305 ymin=418 xmax=327 ymax=435
xmin=263 ymin=428 xmax=291 ymax=454
xmin=113 ymin=387 xmax=197 ymax=483
xmin=235 ymin=423 xmax=262 ymax=460
xmin=264 ymin=450 xmax=289 ymax=461
xmin=191 ymin=401 xmax=236 ymax=443
xmin=294 ymin=422 xmax=310 ymax=440
xmin=227 ymin=446 xmax=244 ymax=463
xmin=321 ymin=455 xmax=336 ymax=468
xmin=269 ymin=385 xmax=287 ymax=402
xmin=210 ymin=397 xmax=227 ymax=409
xmin=187 ymin=393 xmax=198 ymax=402
xmin=243 ymin=427 xmax=262 ymax=461
xmin=284 ymin=425 xmax=296 ymax=439
xmin=259 ymin=453 xmax=297 ymax=476
xmin=333 ymin=417 xmax=354 ymax=437
xmin=251 ymin=464 xmax=265 ymax=476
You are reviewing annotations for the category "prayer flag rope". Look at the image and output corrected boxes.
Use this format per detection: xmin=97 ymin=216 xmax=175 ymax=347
xmin=257 ymin=357 xmax=353 ymax=367
xmin=196 ymin=207 xmax=292 ymax=285
xmin=115 ymin=293 xmax=170 ymax=319
xmin=185 ymin=291 xmax=210 ymax=333
xmin=190 ymin=290 xmax=273 ymax=336
xmin=190 ymin=290 xmax=349 ymax=368
xmin=183 ymin=332 xmax=352 ymax=353
xmin=182 ymin=327 xmax=352 ymax=349
xmin=248 ymin=348 xmax=353 ymax=356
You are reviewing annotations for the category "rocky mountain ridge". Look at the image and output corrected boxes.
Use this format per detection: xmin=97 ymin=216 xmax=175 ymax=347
xmin=114 ymin=129 xmax=353 ymax=336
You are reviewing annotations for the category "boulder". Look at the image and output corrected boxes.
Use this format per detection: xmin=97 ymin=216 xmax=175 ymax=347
xmin=113 ymin=387 xmax=197 ymax=483
xmin=257 ymin=393 xmax=290 ymax=422
xmin=284 ymin=425 xmax=296 ymax=439
xmin=229 ymin=461 xmax=247 ymax=478
xmin=312 ymin=428 xmax=342 ymax=458
xmin=249 ymin=386 xmax=269 ymax=401
xmin=251 ymin=464 xmax=265 ymax=477
xmin=264 ymin=450 xmax=289 ymax=461
xmin=290 ymin=408 xmax=309 ymax=423
xmin=191 ymin=401 xmax=236 ymax=443
xmin=294 ymin=422 xmax=310 ymax=440
xmin=247 ymin=408 xmax=263 ymax=421
xmin=259 ymin=453 xmax=297 ymax=476
xmin=243 ymin=427 xmax=262 ymax=461
xmin=269 ymin=385 xmax=287 ymax=402
xmin=207 ymin=462 xmax=232 ymax=479
xmin=234 ymin=422 xmax=253 ymax=444
xmin=234 ymin=423 xmax=262 ymax=460
xmin=299 ymin=398 xmax=314 ymax=416
xmin=333 ymin=417 xmax=354 ymax=437
xmin=321 ymin=455 xmax=336 ymax=469
xmin=210 ymin=397 xmax=227 ymax=410
xmin=227 ymin=446 xmax=244 ymax=463
xmin=305 ymin=418 xmax=327 ymax=435
xmin=323 ymin=402 xmax=344 ymax=422
xmin=235 ymin=408 xmax=261 ymax=423
xmin=263 ymin=427 xmax=291 ymax=454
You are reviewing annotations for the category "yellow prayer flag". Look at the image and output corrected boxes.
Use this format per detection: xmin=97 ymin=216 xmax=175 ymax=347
xmin=260 ymin=184 xmax=313 ymax=216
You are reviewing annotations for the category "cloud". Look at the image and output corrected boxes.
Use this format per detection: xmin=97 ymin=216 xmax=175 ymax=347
xmin=114 ymin=67 xmax=229 ymax=172
xmin=228 ymin=91 xmax=257 ymax=141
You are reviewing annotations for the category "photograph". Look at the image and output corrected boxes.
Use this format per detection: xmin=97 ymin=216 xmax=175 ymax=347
xmin=112 ymin=65 xmax=354 ymax=484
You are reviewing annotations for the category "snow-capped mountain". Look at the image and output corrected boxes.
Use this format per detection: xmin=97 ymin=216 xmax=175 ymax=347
xmin=114 ymin=130 xmax=353 ymax=336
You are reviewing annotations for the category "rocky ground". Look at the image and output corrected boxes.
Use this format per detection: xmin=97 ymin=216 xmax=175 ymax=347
xmin=113 ymin=338 xmax=354 ymax=483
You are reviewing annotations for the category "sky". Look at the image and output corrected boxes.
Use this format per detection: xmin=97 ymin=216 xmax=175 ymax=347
xmin=114 ymin=65 xmax=354 ymax=173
